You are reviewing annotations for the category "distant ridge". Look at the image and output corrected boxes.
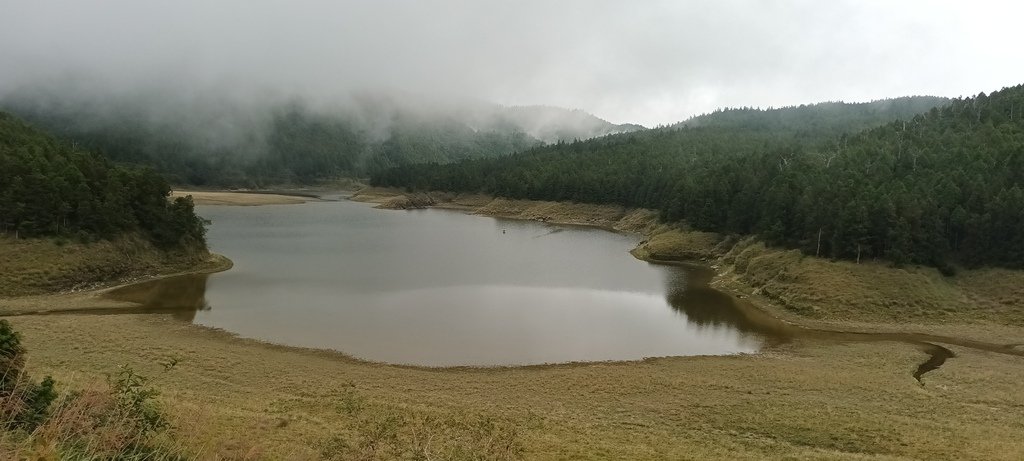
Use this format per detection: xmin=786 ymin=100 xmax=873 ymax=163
xmin=1 ymin=88 xmax=645 ymax=186
xmin=370 ymin=87 xmax=1024 ymax=269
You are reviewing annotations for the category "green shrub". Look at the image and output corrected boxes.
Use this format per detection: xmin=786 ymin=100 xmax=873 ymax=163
xmin=0 ymin=319 xmax=57 ymax=431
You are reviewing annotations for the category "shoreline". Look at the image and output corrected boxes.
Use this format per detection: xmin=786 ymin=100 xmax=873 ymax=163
xmin=0 ymin=253 xmax=234 ymax=315
xmin=1 ymin=188 xmax=326 ymax=313
xmin=171 ymin=190 xmax=318 ymax=206
xmin=6 ymin=186 xmax=1022 ymax=353
xmin=14 ymin=308 xmax=1022 ymax=459
xmin=351 ymin=187 xmax=1024 ymax=345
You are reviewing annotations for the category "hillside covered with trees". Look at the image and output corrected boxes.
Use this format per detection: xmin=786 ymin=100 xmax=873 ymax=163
xmin=2 ymin=90 xmax=641 ymax=187
xmin=676 ymin=96 xmax=949 ymax=135
xmin=0 ymin=112 xmax=206 ymax=249
xmin=373 ymin=87 xmax=1024 ymax=270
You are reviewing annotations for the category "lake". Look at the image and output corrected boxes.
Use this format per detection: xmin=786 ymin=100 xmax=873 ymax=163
xmin=111 ymin=198 xmax=767 ymax=366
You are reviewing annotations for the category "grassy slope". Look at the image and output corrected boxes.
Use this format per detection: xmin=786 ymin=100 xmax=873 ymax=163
xmin=10 ymin=314 xmax=1024 ymax=460
xmin=629 ymin=229 xmax=1024 ymax=343
xmin=722 ymin=239 xmax=1024 ymax=326
xmin=0 ymin=236 xmax=219 ymax=298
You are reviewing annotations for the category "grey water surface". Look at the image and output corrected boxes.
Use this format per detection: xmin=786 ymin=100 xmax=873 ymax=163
xmin=115 ymin=199 xmax=767 ymax=366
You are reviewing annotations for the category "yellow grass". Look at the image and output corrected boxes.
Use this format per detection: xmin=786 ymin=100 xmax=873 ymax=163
xmin=700 ymin=239 xmax=1024 ymax=342
xmin=351 ymin=187 xmax=661 ymax=233
xmin=631 ymin=227 xmax=723 ymax=261
xmin=0 ymin=235 xmax=222 ymax=299
xmin=6 ymin=314 xmax=1024 ymax=460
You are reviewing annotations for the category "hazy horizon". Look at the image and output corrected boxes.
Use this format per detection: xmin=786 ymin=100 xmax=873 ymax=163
xmin=2 ymin=1 xmax=1022 ymax=126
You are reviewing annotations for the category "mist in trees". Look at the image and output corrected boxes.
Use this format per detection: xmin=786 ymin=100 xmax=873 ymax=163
xmin=2 ymin=88 xmax=642 ymax=187
xmin=0 ymin=112 xmax=207 ymax=249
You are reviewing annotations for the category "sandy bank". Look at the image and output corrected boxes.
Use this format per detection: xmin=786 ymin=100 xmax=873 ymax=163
xmin=171 ymin=190 xmax=312 ymax=206
xmin=351 ymin=187 xmax=662 ymax=233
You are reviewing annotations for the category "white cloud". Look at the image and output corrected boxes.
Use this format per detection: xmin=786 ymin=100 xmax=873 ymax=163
xmin=1 ymin=0 xmax=1021 ymax=126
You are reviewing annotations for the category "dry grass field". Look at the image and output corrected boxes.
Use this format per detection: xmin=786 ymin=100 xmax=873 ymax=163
xmin=9 ymin=313 xmax=1024 ymax=460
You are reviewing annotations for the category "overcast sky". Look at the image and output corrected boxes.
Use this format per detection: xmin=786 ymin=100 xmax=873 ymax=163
xmin=1 ymin=0 xmax=1022 ymax=126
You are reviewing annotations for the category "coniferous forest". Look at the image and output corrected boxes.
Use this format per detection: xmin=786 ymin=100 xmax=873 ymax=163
xmin=0 ymin=112 xmax=207 ymax=249
xmin=373 ymin=86 xmax=1024 ymax=270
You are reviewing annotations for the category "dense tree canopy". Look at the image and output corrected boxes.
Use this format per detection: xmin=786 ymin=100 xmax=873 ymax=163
xmin=373 ymin=88 xmax=1024 ymax=270
xmin=0 ymin=112 xmax=206 ymax=249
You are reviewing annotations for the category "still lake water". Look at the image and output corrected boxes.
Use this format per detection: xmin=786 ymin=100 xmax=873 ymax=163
xmin=115 ymin=199 xmax=766 ymax=366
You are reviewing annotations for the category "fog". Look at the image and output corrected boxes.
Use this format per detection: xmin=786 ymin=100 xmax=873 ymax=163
xmin=1 ymin=0 xmax=1022 ymax=126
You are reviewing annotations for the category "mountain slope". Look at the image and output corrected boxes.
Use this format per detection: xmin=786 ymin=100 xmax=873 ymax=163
xmin=370 ymin=89 xmax=1024 ymax=269
xmin=1 ymin=90 xmax=641 ymax=186
xmin=0 ymin=111 xmax=206 ymax=249
xmin=677 ymin=96 xmax=949 ymax=135
xmin=483 ymin=105 xmax=643 ymax=143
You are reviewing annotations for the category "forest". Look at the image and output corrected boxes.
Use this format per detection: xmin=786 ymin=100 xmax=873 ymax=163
xmin=373 ymin=87 xmax=1024 ymax=270
xmin=0 ymin=111 xmax=207 ymax=249
xmin=2 ymin=93 xmax=639 ymax=187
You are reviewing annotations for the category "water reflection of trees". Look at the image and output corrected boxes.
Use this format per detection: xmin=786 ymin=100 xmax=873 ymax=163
xmin=661 ymin=267 xmax=793 ymax=343
xmin=105 ymin=274 xmax=211 ymax=322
